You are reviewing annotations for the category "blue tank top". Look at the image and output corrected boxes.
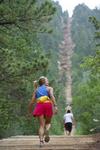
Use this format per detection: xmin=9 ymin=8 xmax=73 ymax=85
xmin=35 ymin=85 xmax=49 ymax=99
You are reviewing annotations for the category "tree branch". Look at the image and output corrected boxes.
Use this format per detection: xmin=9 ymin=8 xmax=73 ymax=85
xmin=0 ymin=21 xmax=15 ymax=25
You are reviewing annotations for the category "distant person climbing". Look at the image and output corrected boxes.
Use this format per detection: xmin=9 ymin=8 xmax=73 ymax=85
xmin=63 ymin=109 xmax=75 ymax=136
xmin=28 ymin=76 xmax=58 ymax=147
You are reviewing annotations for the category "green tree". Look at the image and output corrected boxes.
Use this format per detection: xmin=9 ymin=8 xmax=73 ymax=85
xmin=73 ymin=17 xmax=100 ymax=134
xmin=0 ymin=0 xmax=56 ymax=138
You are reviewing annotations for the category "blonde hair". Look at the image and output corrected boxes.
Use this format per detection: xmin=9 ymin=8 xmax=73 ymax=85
xmin=33 ymin=80 xmax=38 ymax=89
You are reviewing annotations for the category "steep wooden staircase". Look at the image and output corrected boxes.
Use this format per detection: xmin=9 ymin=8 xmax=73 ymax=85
xmin=0 ymin=134 xmax=100 ymax=150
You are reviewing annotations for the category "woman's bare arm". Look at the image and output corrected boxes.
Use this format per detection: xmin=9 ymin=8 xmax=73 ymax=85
xmin=48 ymin=87 xmax=58 ymax=114
xmin=48 ymin=87 xmax=57 ymax=106
xmin=28 ymin=80 xmax=38 ymax=114
xmin=28 ymin=92 xmax=36 ymax=114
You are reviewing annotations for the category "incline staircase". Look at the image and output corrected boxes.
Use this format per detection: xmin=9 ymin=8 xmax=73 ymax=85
xmin=0 ymin=134 xmax=99 ymax=150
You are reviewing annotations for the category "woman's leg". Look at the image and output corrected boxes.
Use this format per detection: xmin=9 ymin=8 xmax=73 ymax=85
xmin=43 ymin=102 xmax=53 ymax=142
xmin=44 ymin=116 xmax=52 ymax=142
xmin=44 ymin=103 xmax=53 ymax=132
xmin=38 ymin=115 xmax=45 ymax=142
xmin=45 ymin=117 xmax=51 ymax=131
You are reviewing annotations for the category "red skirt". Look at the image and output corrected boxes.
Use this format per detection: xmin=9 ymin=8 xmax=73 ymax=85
xmin=33 ymin=102 xmax=53 ymax=117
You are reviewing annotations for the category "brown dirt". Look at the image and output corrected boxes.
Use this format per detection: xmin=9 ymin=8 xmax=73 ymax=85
xmin=0 ymin=134 xmax=100 ymax=150
xmin=90 ymin=133 xmax=100 ymax=150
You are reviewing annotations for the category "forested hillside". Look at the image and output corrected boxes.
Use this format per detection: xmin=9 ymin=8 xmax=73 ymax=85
xmin=0 ymin=1 xmax=100 ymax=139
xmin=0 ymin=0 xmax=68 ymax=138
xmin=71 ymin=4 xmax=100 ymax=134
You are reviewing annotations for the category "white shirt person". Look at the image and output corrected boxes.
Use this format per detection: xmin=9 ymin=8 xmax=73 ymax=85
xmin=63 ymin=110 xmax=74 ymax=135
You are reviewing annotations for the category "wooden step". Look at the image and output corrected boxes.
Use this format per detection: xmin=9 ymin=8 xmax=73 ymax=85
xmin=0 ymin=135 xmax=98 ymax=150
